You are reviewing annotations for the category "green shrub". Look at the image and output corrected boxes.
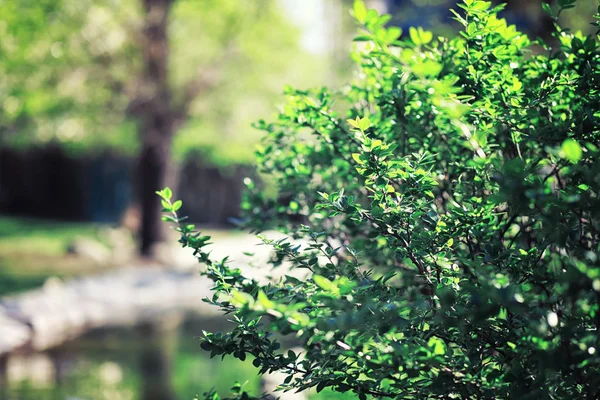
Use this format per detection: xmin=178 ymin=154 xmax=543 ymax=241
xmin=160 ymin=0 xmax=600 ymax=398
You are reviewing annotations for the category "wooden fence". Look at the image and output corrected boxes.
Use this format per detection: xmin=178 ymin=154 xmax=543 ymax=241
xmin=0 ymin=146 xmax=254 ymax=225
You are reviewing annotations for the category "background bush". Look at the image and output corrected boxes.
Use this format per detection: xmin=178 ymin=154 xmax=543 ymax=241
xmin=161 ymin=0 xmax=600 ymax=398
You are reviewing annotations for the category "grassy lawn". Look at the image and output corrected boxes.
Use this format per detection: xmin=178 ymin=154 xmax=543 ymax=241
xmin=0 ymin=215 xmax=115 ymax=295
xmin=0 ymin=215 xmax=247 ymax=296
xmin=0 ymin=216 xmax=105 ymax=255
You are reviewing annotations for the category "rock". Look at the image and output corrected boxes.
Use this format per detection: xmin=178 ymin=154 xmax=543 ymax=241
xmin=42 ymin=276 xmax=64 ymax=292
xmin=0 ymin=266 xmax=219 ymax=354
xmin=66 ymin=237 xmax=111 ymax=264
xmin=101 ymin=227 xmax=136 ymax=264
xmin=0 ymin=310 xmax=31 ymax=355
xmin=152 ymin=241 xmax=197 ymax=270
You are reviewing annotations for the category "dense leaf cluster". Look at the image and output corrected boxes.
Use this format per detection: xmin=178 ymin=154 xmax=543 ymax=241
xmin=160 ymin=1 xmax=600 ymax=398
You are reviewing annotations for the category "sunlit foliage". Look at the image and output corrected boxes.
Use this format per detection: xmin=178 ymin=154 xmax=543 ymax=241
xmin=162 ymin=0 xmax=600 ymax=398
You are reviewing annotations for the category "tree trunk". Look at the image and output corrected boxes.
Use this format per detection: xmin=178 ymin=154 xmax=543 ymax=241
xmin=138 ymin=0 xmax=174 ymax=256
xmin=139 ymin=132 xmax=172 ymax=256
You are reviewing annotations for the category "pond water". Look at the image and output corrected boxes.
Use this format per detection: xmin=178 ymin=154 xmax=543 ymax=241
xmin=1 ymin=316 xmax=261 ymax=400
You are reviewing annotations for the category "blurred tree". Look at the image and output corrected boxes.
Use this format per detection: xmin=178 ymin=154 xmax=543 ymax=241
xmin=0 ymin=0 xmax=139 ymax=149
xmin=0 ymin=0 xmax=327 ymax=255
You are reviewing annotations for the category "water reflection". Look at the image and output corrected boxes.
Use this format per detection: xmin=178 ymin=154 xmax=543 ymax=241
xmin=138 ymin=319 xmax=177 ymax=400
xmin=1 ymin=316 xmax=260 ymax=400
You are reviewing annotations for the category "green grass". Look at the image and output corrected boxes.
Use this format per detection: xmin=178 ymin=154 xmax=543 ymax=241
xmin=0 ymin=215 xmax=248 ymax=296
xmin=0 ymin=215 xmax=112 ymax=296
xmin=0 ymin=270 xmax=50 ymax=296
xmin=0 ymin=215 xmax=106 ymax=255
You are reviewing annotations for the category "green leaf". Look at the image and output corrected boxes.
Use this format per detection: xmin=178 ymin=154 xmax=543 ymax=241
xmin=348 ymin=116 xmax=370 ymax=132
xmin=409 ymin=27 xmax=432 ymax=45
xmin=353 ymin=0 xmax=367 ymax=23
xmin=352 ymin=153 xmax=365 ymax=164
xmin=409 ymin=27 xmax=420 ymax=45
xmin=412 ymin=60 xmax=442 ymax=77
xmin=172 ymin=200 xmax=182 ymax=212
xmin=471 ymin=1 xmax=491 ymax=11
xmin=420 ymin=30 xmax=433 ymax=45
xmin=353 ymin=35 xmax=372 ymax=42
xmin=334 ymin=276 xmax=357 ymax=295
xmin=511 ymin=77 xmax=522 ymax=92
xmin=450 ymin=9 xmax=467 ymax=26
xmin=289 ymin=200 xmax=299 ymax=212
xmin=562 ymin=139 xmax=583 ymax=163
xmin=317 ymin=381 xmax=328 ymax=393
xmin=387 ymin=27 xmax=402 ymax=42
xmin=365 ymin=9 xmax=379 ymax=24
xmin=542 ymin=2 xmax=556 ymax=18
xmin=257 ymin=290 xmax=275 ymax=309
xmin=230 ymin=291 xmax=254 ymax=307
xmin=358 ymin=116 xmax=371 ymax=131
xmin=313 ymin=275 xmax=338 ymax=293
xmin=347 ymin=118 xmax=360 ymax=129
xmin=427 ymin=336 xmax=447 ymax=356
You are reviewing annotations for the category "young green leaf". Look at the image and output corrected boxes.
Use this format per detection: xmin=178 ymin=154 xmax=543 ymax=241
xmin=562 ymin=139 xmax=583 ymax=163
